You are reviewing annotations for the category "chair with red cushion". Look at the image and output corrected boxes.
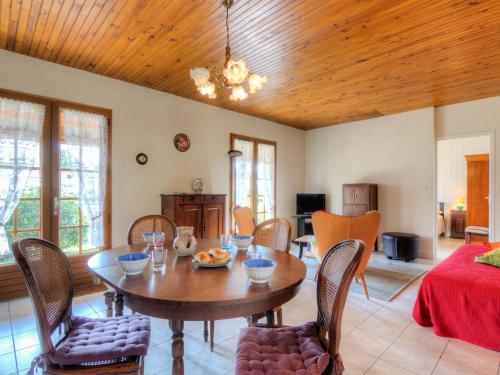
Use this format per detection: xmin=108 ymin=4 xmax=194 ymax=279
xmin=235 ymin=239 xmax=364 ymax=375
xmin=12 ymin=238 xmax=151 ymax=374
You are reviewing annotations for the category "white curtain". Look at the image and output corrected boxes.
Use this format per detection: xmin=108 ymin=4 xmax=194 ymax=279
xmin=0 ymin=98 xmax=45 ymax=256
xmin=234 ymin=139 xmax=254 ymax=209
xmin=258 ymin=143 xmax=275 ymax=221
xmin=62 ymin=109 xmax=108 ymax=248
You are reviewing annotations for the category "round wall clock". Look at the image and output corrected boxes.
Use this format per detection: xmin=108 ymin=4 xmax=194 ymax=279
xmin=136 ymin=152 xmax=148 ymax=165
xmin=174 ymin=133 xmax=191 ymax=152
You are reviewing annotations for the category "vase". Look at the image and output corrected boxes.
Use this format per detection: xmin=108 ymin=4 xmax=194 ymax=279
xmin=173 ymin=226 xmax=197 ymax=256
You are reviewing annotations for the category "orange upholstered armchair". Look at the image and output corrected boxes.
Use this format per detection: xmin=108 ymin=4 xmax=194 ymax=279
xmin=233 ymin=206 xmax=256 ymax=236
xmin=312 ymin=210 xmax=381 ymax=299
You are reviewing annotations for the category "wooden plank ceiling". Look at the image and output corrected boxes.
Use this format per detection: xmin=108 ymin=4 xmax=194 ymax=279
xmin=1 ymin=0 xmax=500 ymax=129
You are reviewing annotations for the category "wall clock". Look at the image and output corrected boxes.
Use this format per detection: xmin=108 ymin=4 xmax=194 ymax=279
xmin=174 ymin=133 xmax=190 ymax=152
xmin=136 ymin=152 xmax=148 ymax=165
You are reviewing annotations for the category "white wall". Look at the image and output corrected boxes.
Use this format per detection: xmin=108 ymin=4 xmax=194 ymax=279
xmin=437 ymin=135 xmax=490 ymax=235
xmin=0 ymin=49 xmax=305 ymax=246
xmin=436 ymin=97 xmax=500 ymax=241
xmin=305 ymin=109 xmax=435 ymax=259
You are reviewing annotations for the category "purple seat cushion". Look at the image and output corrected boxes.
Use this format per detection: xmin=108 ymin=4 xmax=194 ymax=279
xmin=236 ymin=321 xmax=329 ymax=375
xmin=49 ymin=314 xmax=151 ymax=365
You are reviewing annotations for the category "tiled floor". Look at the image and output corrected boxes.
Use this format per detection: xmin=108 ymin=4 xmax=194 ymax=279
xmin=1 ymin=243 xmax=499 ymax=375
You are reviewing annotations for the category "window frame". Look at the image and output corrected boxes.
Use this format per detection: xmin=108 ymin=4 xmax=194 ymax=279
xmin=229 ymin=133 xmax=277 ymax=231
xmin=0 ymin=88 xmax=112 ymax=265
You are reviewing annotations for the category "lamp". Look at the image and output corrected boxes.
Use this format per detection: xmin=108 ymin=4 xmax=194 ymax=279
xmin=190 ymin=0 xmax=267 ymax=101
xmin=455 ymin=197 xmax=465 ymax=210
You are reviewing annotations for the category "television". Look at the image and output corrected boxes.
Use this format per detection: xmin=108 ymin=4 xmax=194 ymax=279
xmin=296 ymin=194 xmax=325 ymax=215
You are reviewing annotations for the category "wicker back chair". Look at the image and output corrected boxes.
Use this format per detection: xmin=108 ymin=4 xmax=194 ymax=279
xmin=253 ymin=218 xmax=291 ymax=253
xmin=12 ymin=238 xmax=149 ymax=374
xmin=127 ymin=215 xmax=176 ymax=248
xmin=317 ymin=240 xmax=364 ymax=374
xmin=12 ymin=238 xmax=73 ymax=357
xmin=236 ymin=239 xmax=364 ymax=375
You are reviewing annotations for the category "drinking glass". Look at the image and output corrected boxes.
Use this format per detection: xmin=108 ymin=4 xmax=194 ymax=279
xmin=152 ymin=232 xmax=166 ymax=273
xmin=220 ymin=233 xmax=232 ymax=251
xmin=247 ymin=245 xmax=261 ymax=259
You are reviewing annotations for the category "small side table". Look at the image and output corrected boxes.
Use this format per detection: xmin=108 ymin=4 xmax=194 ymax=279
xmin=450 ymin=210 xmax=466 ymax=239
xmin=293 ymin=235 xmax=315 ymax=259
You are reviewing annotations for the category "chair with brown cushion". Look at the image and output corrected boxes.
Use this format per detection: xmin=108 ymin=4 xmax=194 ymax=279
xmin=250 ymin=218 xmax=292 ymax=326
xmin=233 ymin=206 xmax=256 ymax=236
xmin=236 ymin=240 xmax=364 ymax=375
xmin=127 ymin=214 xmax=176 ymax=248
xmin=312 ymin=210 xmax=381 ymax=299
xmin=12 ymin=238 xmax=151 ymax=374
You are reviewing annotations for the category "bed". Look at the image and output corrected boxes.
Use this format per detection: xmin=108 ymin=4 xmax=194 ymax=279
xmin=413 ymin=244 xmax=500 ymax=351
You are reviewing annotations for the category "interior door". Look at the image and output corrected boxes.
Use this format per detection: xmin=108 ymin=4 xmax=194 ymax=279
xmin=179 ymin=204 xmax=202 ymax=239
xmin=466 ymin=154 xmax=489 ymax=239
xmin=203 ymin=203 xmax=224 ymax=240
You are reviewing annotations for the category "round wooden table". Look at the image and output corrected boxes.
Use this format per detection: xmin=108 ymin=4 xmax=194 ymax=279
xmin=88 ymin=239 xmax=307 ymax=375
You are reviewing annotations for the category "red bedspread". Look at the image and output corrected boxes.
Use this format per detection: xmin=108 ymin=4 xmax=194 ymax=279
xmin=413 ymin=244 xmax=500 ymax=351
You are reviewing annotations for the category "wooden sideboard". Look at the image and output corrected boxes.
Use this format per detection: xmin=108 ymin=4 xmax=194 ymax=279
xmin=161 ymin=194 xmax=226 ymax=240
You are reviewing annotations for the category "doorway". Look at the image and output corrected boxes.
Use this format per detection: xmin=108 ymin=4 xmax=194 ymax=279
xmin=435 ymin=134 xmax=492 ymax=261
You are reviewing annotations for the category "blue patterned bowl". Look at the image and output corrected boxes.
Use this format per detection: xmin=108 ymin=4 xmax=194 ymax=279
xmin=242 ymin=258 xmax=276 ymax=283
xmin=117 ymin=253 xmax=150 ymax=275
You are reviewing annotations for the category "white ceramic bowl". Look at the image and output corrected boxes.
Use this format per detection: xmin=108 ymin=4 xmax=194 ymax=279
xmin=242 ymin=258 xmax=276 ymax=284
xmin=117 ymin=253 xmax=150 ymax=276
xmin=232 ymin=235 xmax=254 ymax=250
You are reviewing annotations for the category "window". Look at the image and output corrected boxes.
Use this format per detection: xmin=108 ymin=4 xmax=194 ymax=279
xmin=230 ymin=134 xmax=276 ymax=229
xmin=0 ymin=90 xmax=111 ymax=264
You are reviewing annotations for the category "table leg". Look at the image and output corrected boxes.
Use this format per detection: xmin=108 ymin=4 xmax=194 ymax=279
xmin=169 ymin=320 xmax=184 ymax=375
xmin=266 ymin=310 xmax=275 ymax=325
xmin=299 ymin=243 xmax=304 ymax=259
xmin=114 ymin=293 xmax=124 ymax=317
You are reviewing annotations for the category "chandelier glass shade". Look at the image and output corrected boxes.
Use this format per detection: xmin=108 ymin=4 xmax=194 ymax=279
xmin=190 ymin=0 xmax=267 ymax=101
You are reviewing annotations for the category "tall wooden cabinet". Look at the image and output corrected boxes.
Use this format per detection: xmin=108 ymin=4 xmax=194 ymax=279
xmin=161 ymin=194 xmax=226 ymax=240
xmin=343 ymin=184 xmax=379 ymax=250
xmin=342 ymin=184 xmax=378 ymax=216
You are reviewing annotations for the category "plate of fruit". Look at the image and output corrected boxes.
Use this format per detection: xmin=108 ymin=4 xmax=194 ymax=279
xmin=193 ymin=248 xmax=231 ymax=268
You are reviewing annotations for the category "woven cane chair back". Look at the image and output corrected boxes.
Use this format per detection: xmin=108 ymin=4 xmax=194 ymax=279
xmin=253 ymin=218 xmax=291 ymax=253
xmin=127 ymin=215 xmax=176 ymax=247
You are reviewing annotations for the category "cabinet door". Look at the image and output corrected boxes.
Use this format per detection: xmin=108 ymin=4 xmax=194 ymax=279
xmin=203 ymin=203 xmax=224 ymax=240
xmin=344 ymin=186 xmax=369 ymax=205
xmin=179 ymin=204 xmax=202 ymax=239
xmin=343 ymin=204 xmax=369 ymax=217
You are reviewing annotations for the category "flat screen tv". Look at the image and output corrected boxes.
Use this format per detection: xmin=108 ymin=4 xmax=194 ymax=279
xmin=296 ymin=193 xmax=325 ymax=215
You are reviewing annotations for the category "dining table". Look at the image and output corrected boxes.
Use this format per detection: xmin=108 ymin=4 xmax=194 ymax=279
xmin=87 ymin=238 xmax=307 ymax=375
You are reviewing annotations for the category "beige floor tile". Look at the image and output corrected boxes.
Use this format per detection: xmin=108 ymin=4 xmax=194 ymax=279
xmin=357 ymin=313 xmax=409 ymax=342
xmin=366 ymin=359 xmax=417 ymax=375
xmin=0 ymin=352 xmax=18 ymax=375
xmin=340 ymin=341 xmax=378 ymax=375
xmin=342 ymin=327 xmax=395 ymax=358
xmin=433 ymin=339 xmax=500 ymax=375
xmin=13 ymin=329 xmax=39 ymax=351
xmin=381 ymin=325 xmax=448 ymax=375
xmin=144 ymin=341 xmax=172 ymax=375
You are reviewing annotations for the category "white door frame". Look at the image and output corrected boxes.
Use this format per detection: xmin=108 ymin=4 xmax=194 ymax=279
xmin=434 ymin=131 xmax=495 ymax=263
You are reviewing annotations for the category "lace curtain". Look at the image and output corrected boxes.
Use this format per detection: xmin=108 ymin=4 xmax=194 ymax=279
xmin=0 ymin=98 xmax=45 ymax=256
xmin=234 ymin=139 xmax=254 ymax=209
xmin=61 ymin=109 xmax=108 ymax=248
xmin=258 ymin=143 xmax=276 ymax=221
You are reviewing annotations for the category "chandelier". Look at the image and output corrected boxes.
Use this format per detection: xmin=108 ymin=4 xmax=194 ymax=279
xmin=190 ymin=0 xmax=267 ymax=101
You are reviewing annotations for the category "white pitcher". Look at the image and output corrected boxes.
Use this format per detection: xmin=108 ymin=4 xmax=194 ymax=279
xmin=173 ymin=226 xmax=197 ymax=256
